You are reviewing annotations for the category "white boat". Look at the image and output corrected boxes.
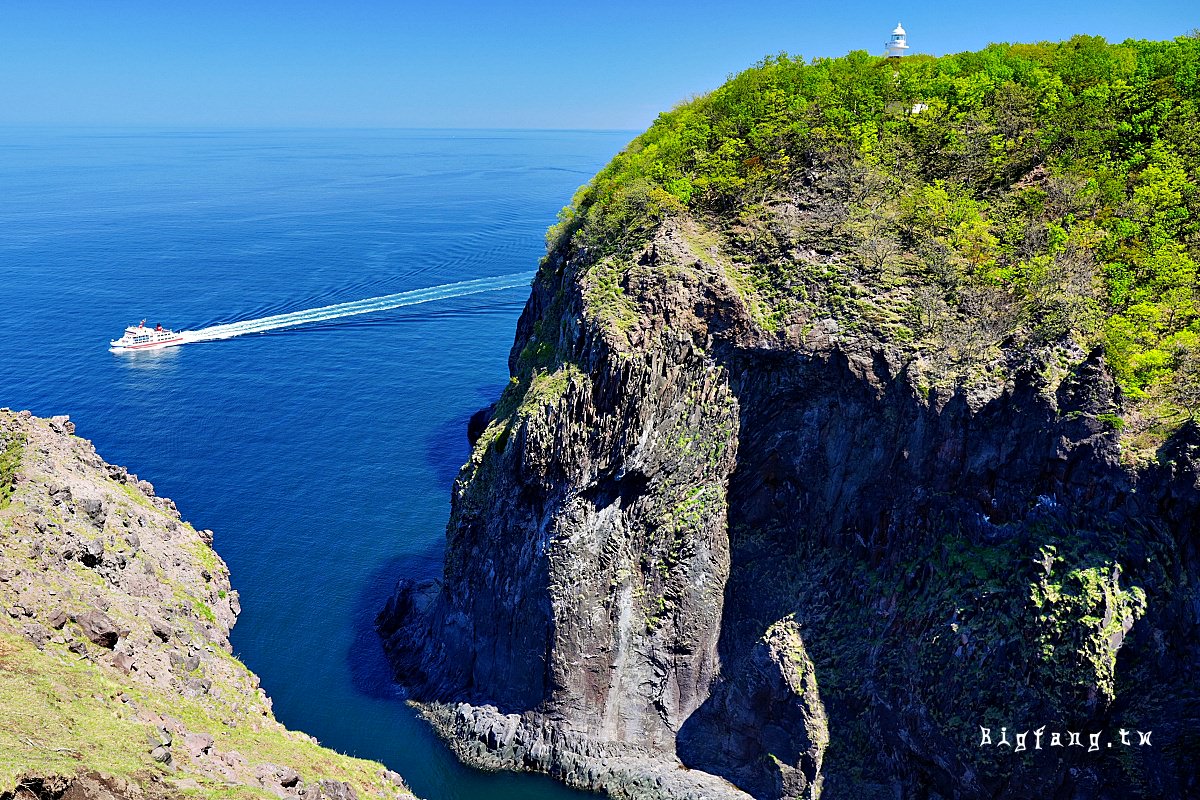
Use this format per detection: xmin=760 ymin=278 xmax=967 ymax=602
xmin=109 ymin=320 xmax=185 ymax=353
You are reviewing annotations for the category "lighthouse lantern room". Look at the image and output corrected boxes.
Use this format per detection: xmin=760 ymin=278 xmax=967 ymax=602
xmin=885 ymin=22 xmax=909 ymax=59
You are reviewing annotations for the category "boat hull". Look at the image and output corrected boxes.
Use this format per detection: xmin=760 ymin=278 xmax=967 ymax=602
xmin=109 ymin=337 xmax=185 ymax=353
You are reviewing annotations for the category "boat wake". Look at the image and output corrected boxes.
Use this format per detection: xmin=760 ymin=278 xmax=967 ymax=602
xmin=179 ymin=272 xmax=533 ymax=344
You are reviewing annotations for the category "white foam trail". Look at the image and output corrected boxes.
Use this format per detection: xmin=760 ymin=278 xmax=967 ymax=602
xmin=181 ymin=272 xmax=533 ymax=344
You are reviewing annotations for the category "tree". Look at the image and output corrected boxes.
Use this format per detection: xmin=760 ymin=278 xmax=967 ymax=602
xmin=1167 ymin=346 xmax=1200 ymax=420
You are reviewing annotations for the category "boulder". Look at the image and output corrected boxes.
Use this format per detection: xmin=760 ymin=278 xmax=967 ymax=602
xmin=81 ymin=538 xmax=105 ymax=567
xmin=255 ymin=763 xmax=305 ymax=796
xmin=23 ymin=622 xmax=50 ymax=649
xmin=79 ymin=497 xmax=106 ymax=526
xmin=182 ymin=732 xmax=215 ymax=759
xmin=316 ymin=780 xmax=357 ymax=800
xmin=149 ymin=617 xmax=172 ymax=642
xmin=76 ymin=609 xmax=122 ymax=648
xmin=148 ymin=724 xmax=173 ymax=747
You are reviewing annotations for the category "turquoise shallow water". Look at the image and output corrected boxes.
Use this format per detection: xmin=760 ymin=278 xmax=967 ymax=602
xmin=0 ymin=128 xmax=631 ymax=799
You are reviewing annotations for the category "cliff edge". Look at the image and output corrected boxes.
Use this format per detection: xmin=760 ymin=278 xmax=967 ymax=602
xmin=0 ymin=409 xmax=414 ymax=800
xmin=380 ymin=37 xmax=1200 ymax=799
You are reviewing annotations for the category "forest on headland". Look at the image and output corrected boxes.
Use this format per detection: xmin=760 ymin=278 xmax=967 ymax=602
xmin=550 ymin=33 xmax=1200 ymax=422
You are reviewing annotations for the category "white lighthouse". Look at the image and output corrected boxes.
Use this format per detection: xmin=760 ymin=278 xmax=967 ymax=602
xmin=885 ymin=22 xmax=909 ymax=58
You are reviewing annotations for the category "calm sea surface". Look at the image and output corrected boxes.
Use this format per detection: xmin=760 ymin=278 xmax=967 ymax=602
xmin=0 ymin=128 xmax=632 ymax=799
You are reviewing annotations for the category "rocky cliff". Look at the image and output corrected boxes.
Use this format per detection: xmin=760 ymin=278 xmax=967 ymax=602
xmin=379 ymin=39 xmax=1200 ymax=800
xmin=0 ymin=409 xmax=413 ymax=800
xmin=380 ymin=212 xmax=1199 ymax=799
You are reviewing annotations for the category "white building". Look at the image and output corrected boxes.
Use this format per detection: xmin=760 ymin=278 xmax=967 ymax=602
xmin=885 ymin=22 xmax=909 ymax=58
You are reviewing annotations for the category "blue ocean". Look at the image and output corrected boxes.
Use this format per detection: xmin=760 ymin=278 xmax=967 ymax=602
xmin=0 ymin=128 xmax=631 ymax=799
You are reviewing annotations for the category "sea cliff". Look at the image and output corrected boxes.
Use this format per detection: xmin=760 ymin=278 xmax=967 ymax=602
xmin=379 ymin=36 xmax=1200 ymax=799
xmin=0 ymin=409 xmax=414 ymax=800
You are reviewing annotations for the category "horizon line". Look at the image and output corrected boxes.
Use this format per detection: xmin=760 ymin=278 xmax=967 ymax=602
xmin=0 ymin=123 xmax=642 ymax=133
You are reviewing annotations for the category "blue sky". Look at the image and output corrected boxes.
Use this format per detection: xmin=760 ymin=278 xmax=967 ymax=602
xmin=2 ymin=1 xmax=1195 ymax=129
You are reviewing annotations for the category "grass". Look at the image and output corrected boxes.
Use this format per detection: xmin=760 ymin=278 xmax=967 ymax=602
xmin=0 ymin=633 xmax=147 ymax=784
xmin=0 ymin=433 xmax=23 ymax=509
xmin=583 ymin=258 xmax=639 ymax=334
xmin=0 ymin=630 xmax=410 ymax=799
xmin=0 ymin=411 xmax=412 ymax=800
xmin=520 ymin=365 xmax=582 ymax=415
xmin=117 ymin=480 xmax=157 ymax=511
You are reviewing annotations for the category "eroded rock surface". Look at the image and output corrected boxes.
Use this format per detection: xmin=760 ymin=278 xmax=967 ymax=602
xmin=379 ymin=207 xmax=1200 ymax=799
xmin=0 ymin=409 xmax=414 ymax=800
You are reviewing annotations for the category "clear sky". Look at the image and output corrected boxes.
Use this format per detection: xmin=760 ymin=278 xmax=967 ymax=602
xmin=1 ymin=1 xmax=1195 ymax=129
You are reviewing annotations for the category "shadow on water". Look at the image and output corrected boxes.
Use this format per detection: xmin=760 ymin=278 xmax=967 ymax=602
xmin=346 ymin=553 xmax=592 ymax=800
xmin=423 ymin=384 xmax=507 ymax=489
xmin=347 ymin=553 xmax=423 ymax=702
xmin=425 ymin=410 xmax=476 ymax=491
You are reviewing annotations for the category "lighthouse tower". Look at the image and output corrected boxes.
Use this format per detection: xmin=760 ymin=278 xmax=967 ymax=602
xmin=885 ymin=22 xmax=909 ymax=59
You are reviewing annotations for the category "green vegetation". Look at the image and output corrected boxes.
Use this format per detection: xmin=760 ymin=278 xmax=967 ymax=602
xmin=726 ymin=511 xmax=1168 ymax=790
xmin=549 ymin=34 xmax=1200 ymax=413
xmin=118 ymin=479 xmax=156 ymax=510
xmin=0 ymin=633 xmax=404 ymax=800
xmin=583 ymin=258 xmax=640 ymax=333
xmin=1029 ymin=556 xmax=1148 ymax=702
xmin=0 ymin=433 xmax=23 ymax=509
xmin=0 ymin=632 xmax=147 ymax=790
xmin=522 ymin=364 xmax=583 ymax=412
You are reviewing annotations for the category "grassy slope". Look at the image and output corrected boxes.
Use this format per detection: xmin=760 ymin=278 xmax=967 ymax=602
xmin=0 ymin=632 xmax=403 ymax=799
xmin=0 ymin=412 xmax=413 ymax=799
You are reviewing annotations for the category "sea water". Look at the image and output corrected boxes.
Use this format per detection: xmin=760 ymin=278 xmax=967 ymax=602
xmin=0 ymin=128 xmax=632 ymax=799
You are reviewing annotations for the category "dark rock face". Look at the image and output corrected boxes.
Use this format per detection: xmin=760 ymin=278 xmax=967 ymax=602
xmin=379 ymin=221 xmax=1200 ymax=799
xmin=679 ymin=620 xmax=827 ymax=800
xmin=380 ymin=234 xmax=747 ymax=798
xmin=466 ymin=403 xmax=497 ymax=447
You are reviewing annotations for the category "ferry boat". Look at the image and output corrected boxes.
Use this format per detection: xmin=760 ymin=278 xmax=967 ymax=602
xmin=109 ymin=320 xmax=185 ymax=352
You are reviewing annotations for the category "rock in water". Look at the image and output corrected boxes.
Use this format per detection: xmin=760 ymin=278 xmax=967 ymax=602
xmin=466 ymin=402 xmax=497 ymax=447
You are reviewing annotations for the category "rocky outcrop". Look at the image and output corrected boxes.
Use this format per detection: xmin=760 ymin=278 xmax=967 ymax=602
xmin=379 ymin=223 xmax=749 ymax=799
xmin=377 ymin=190 xmax=1200 ymax=800
xmin=0 ymin=409 xmax=414 ymax=800
xmin=678 ymin=620 xmax=827 ymax=800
